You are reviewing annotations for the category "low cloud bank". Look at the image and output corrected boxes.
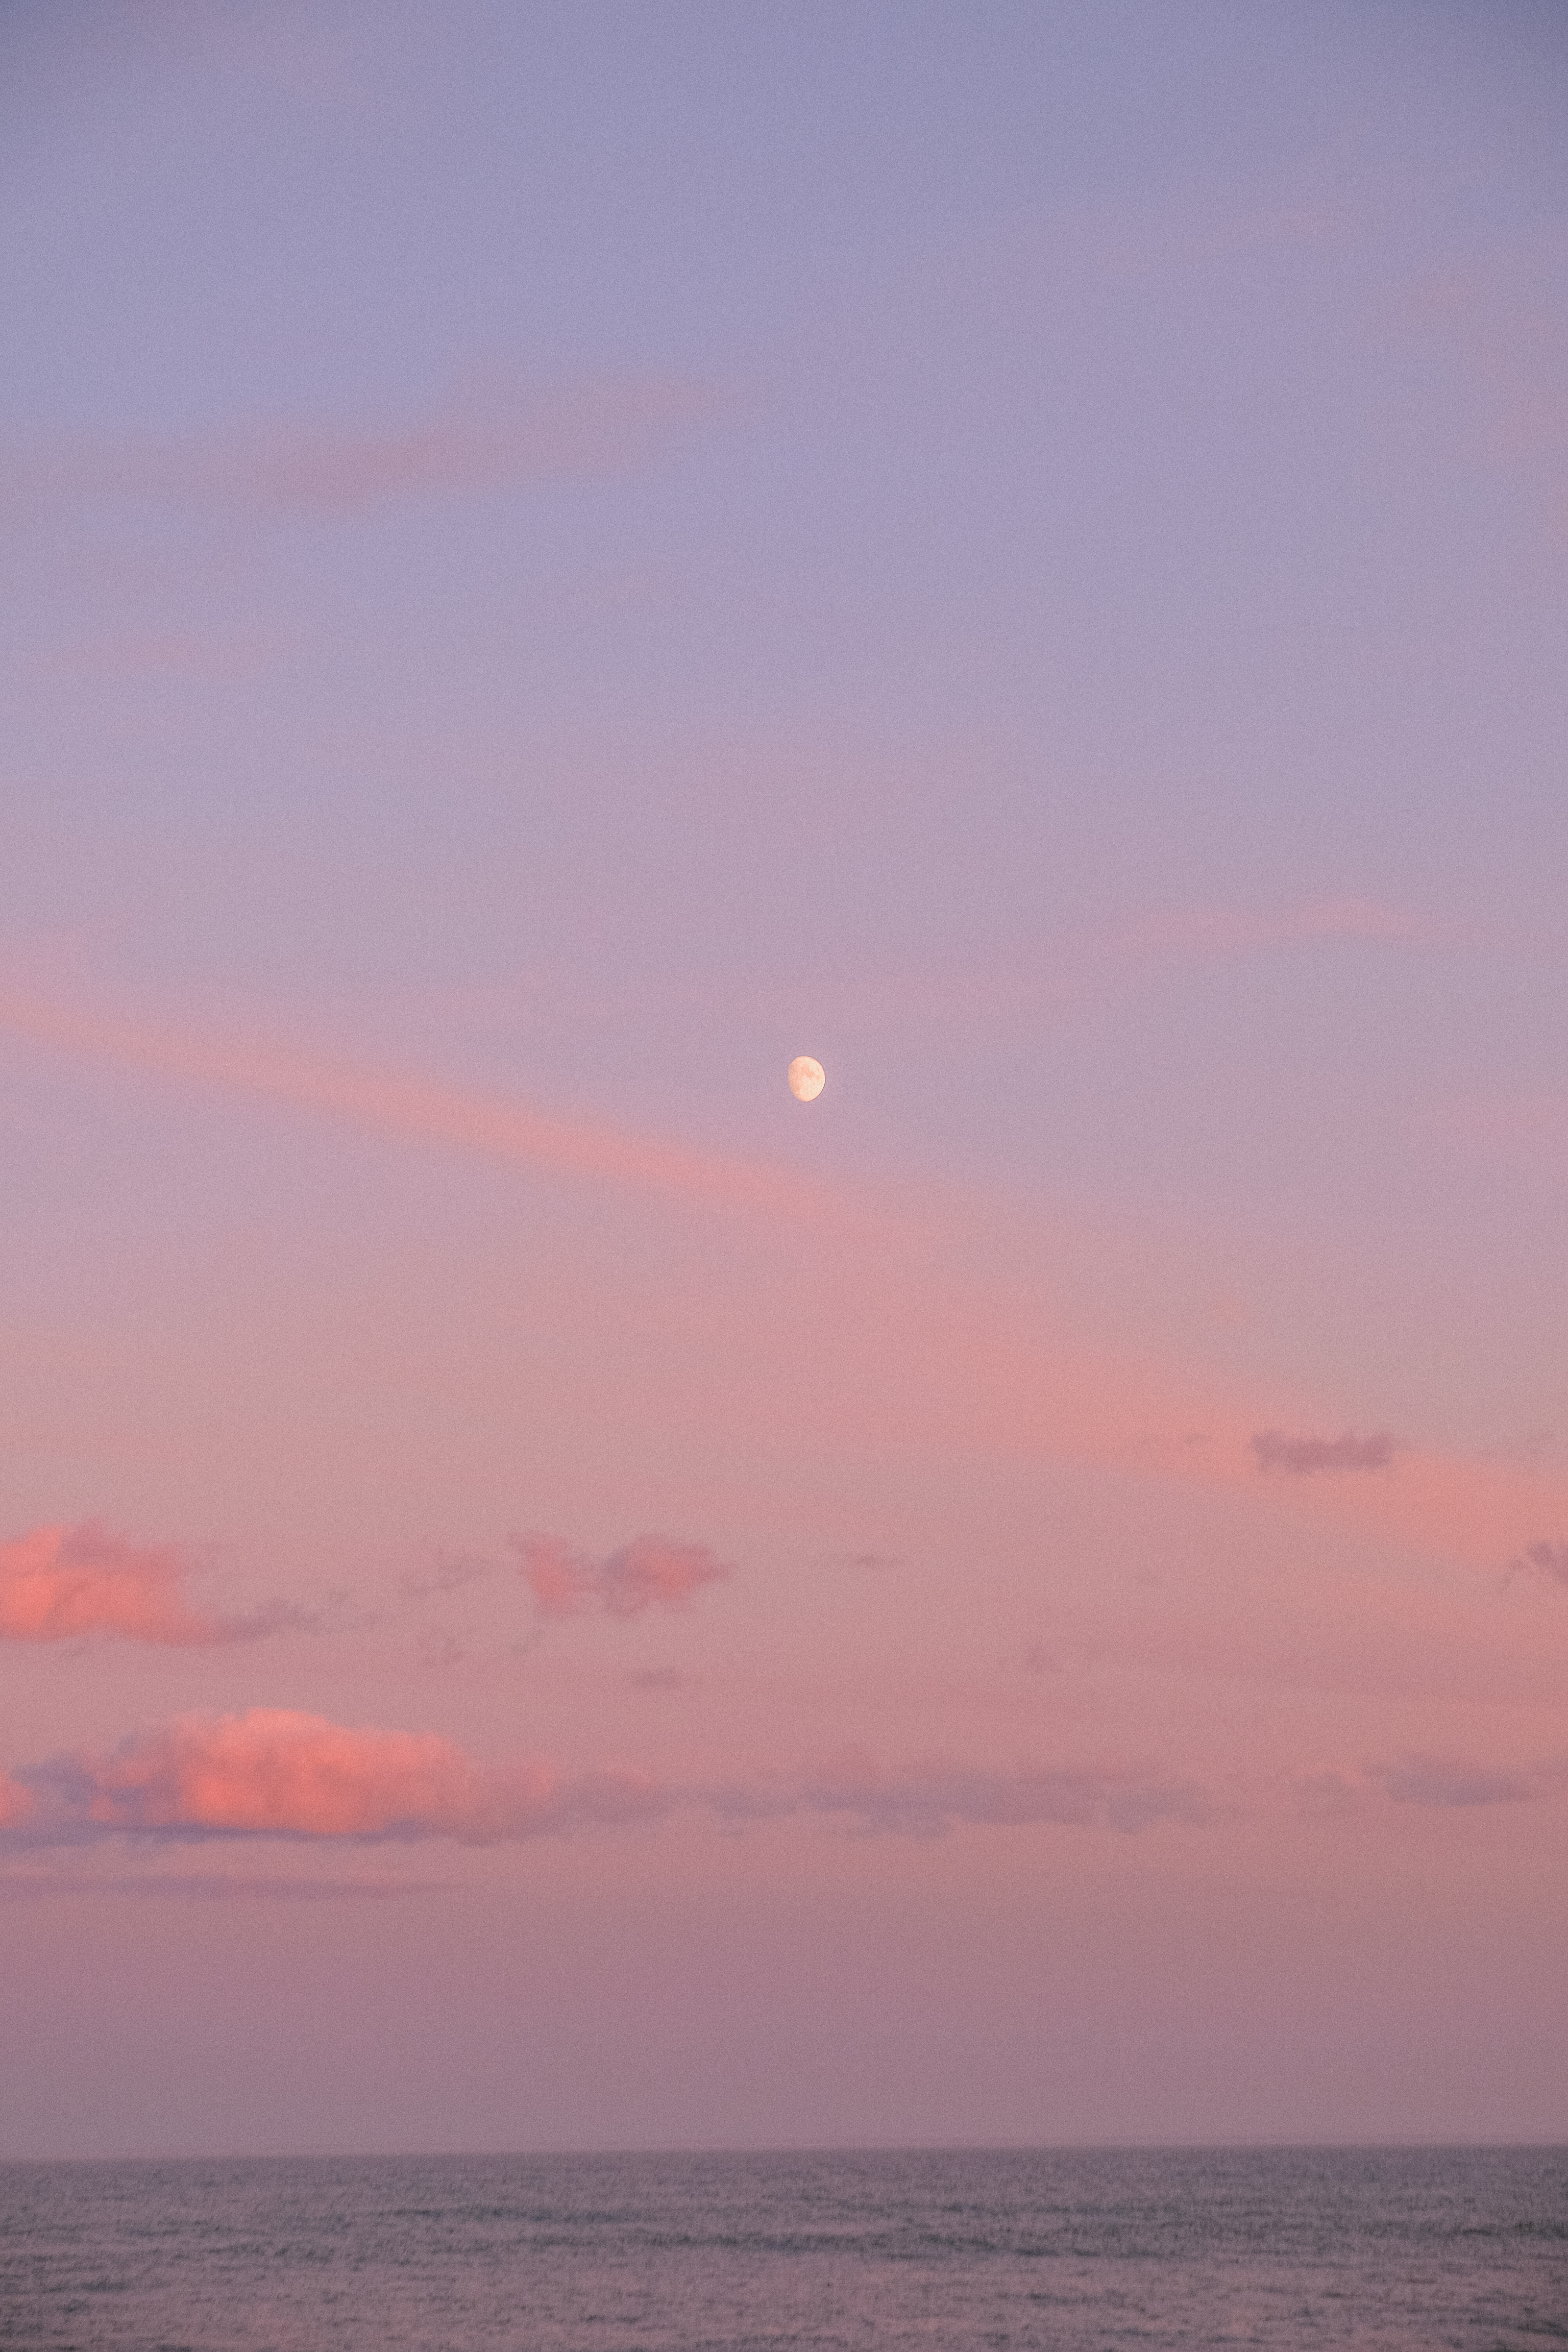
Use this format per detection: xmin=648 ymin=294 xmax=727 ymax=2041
xmin=7 ymin=1712 xmax=1210 ymax=1849
xmin=0 ymin=1522 xmax=288 ymax=1647
xmin=1252 ymin=1430 xmax=1396 ymax=1475
xmin=514 ymin=1532 xmax=730 ymax=1619
xmin=10 ymin=1712 xmax=1548 ymax=1852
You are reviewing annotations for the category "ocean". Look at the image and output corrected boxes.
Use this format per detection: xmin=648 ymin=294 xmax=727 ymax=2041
xmin=0 ymin=2146 xmax=1563 ymax=2350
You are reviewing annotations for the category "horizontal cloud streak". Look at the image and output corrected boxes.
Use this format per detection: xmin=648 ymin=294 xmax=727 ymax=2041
xmin=6 ymin=994 xmax=1566 ymax=1577
xmin=514 ymin=1533 xmax=730 ymax=1619
xmin=3 ymin=375 xmax=728 ymax=518
xmin=0 ymin=1522 xmax=280 ymax=1647
xmin=1370 ymin=1755 xmax=1538 ymax=1808
xmin=1252 ymin=1430 xmax=1397 ymax=1475
xmin=9 ymin=1712 xmax=1215 ymax=1850
xmin=0 ymin=992 xmax=828 ymax=1221
xmin=24 ymin=1713 xmax=663 ymax=1845
xmin=8 ymin=1713 xmax=1564 ymax=1854
xmin=781 ymin=1753 xmax=1212 ymax=1837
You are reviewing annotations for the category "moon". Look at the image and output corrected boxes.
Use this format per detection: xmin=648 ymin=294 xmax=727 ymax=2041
xmin=787 ymin=1054 xmax=826 ymax=1102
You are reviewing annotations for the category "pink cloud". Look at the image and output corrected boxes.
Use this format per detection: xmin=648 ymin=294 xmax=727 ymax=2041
xmin=3 ymin=374 xmax=729 ymax=520
xmin=0 ymin=990 xmax=830 ymax=1223
xmin=1252 ymin=1430 xmax=1397 ymax=1475
xmin=514 ymin=1532 xmax=730 ymax=1619
xmin=12 ymin=1714 xmax=1565 ymax=1853
xmin=7 ymin=993 xmax=1568 ymax=1580
xmin=6 ymin=1712 xmax=1222 ymax=1853
xmin=7 ymin=1711 xmax=1222 ymax=1849
xmin=57 ymin=1711 xmax=663 ymax=1843
xmin=0 ymin=1521 xmax=271 ymax=1647
xmin=83 ymin=1712 xmax=508 ymax=1837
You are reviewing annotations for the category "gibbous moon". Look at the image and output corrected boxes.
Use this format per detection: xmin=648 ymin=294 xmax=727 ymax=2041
xmin=788 ymin=1055 xmax=826 ymax=1102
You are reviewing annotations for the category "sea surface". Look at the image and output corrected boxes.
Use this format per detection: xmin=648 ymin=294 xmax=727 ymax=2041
xmin=0 ymin=2146 xmax=1564 ymax=2351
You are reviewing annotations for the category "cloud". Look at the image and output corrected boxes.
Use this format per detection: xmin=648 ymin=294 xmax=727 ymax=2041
xmin=6 ymin=998 xmax=1565 ymax=1580
xmin=401 ymin=1555 xmax=493 ymax=1601
xmin=0 ymin=990 xmax=830 ymax=1223
xmin=1518 ymin=1539 xmax=1568 ymax=1588
xmin=1371 ymin=1756 xmax=1537 ymax=1808
xmin=24 ymin=1711 xmax=664 ymax=1845
xmin=2 ymin=374 xmax=729 ymax=521
xmin=6 ymin=1712 xmax=1213 ymax=1850
xmin=0 ymin=1775 xmax=32 ymax=1829
xmin=784 ymin=1754 xmax=1214 ymax=1838
xmin=0 ymin=1521 xmax=285 ymax=1646
xmin=1252 ymin=1430 xmax=1397 ymax=1476
xmin=514 ymin=1533 xmax=731 ymax=1620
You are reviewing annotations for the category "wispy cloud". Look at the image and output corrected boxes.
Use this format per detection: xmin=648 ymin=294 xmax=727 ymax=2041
xmin=1252 ymin=1430 xmax=1397 ymax=1476
xmin=782 ymin=1752 xmax=1213 ymax=1837
xmin=15 ymin=1710 xmax=1564 ymax=1852
xmin=0 ymin=990 xmax=829 ymax=1221
xmin=2 ymin=373 xmax=729 ymax=522
xmin=7 ymin=1711 xmax=1216 ymax=1850
xmin=1513 ymin=1540 xmax=1568 ymax=1589
xmin=0 ymin=1521 xmax=290 ymax=1647
xmin=1369 ymin=1755 xmax=1538 ymax=1808
xmin=514 ymin=1533 xmax=730 ymax=1620
xmin=5 ymin=989 xmax=1566 ymax=1579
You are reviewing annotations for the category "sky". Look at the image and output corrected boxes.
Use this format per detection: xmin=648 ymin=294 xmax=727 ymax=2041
xmin=1 ymin=0 xmax=1567 ymax=2157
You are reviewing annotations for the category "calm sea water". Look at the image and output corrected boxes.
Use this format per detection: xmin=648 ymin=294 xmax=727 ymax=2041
xmin=0 ymin=2147 xmax=1563 ymax=2351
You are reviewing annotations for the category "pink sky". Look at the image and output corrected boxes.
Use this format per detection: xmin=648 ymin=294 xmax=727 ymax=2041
xmin=1 ymin=0 xmax=1567 ymax=2155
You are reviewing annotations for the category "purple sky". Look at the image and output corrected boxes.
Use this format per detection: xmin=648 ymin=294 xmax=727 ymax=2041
xmin=2 ymin=0 xmax=1567 ymax=2156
